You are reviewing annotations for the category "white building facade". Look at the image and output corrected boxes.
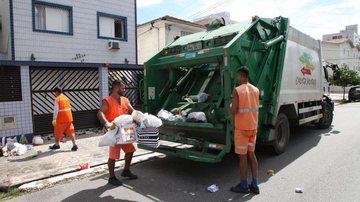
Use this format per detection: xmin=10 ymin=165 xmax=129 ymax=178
xmin=322 ymin=24 xmax=360 ymax=47
xmin=322 ymin=39 xmax=360 ymax=72
xmin=137 ymin=16 xmax=205 ymax=64
xmin=0 ymin=0 xmax=139 ymax=138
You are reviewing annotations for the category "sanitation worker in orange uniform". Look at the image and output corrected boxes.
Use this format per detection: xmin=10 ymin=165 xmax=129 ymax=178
xmin=97 ymin=79 xmax=138 ymax=186
xmin=230 ymin=66 xmax=260 ymax=195
xmin=49 ymin=87 xmax=78 ymax=151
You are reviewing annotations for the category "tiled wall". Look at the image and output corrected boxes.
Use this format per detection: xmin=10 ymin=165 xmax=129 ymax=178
xmin=0 ymin=65 xmax=33 ymax=138
xmin=99 ymin=66 xmax=109 ymax=102
xmin=12 ymin=0 xmax=136 ymax=64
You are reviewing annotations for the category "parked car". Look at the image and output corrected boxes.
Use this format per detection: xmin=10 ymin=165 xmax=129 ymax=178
xmin=348 ymin=86 xmax=360 ymax=102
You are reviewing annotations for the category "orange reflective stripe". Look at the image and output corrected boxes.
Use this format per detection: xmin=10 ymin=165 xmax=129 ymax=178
xmin=238 ymin=108 xmax=258 ymax=113
xmin=58 ymin=108 xmax=71 ymax=112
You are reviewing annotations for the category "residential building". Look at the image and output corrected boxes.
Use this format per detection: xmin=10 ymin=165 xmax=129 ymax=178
xmin=0 ymin=0 xmax=140 ymax=138
xmin=322 ymin=24 xmax=360 ymax=46
xmin=322 ymin=39 xmax=360 ymax=72
xmin=194 ymin=11 xmax=237 ymax=27
xmin=137 ymin=15 xmax=205 ymax=64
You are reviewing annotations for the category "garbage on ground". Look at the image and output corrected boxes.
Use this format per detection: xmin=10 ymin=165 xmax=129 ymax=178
xmin=79 ymin=163 xmax=90 ymax=170
xmin=295 ymin=188 xmax=303 ymax=193
xmin=1 ymin=142 xmax=30 ymax=157
xmin=136 ymin=127 xmax=160 ymax=148
xmin=207 ymin=184 xmax=219 ymax=193
xmin=187 ymin=112 xmax=207 ymax=123
xmin=19 ymin=135 xmax=29 ymax=145
xmin=266 ymin=169 xmax=275 ymax=176
xmin=32 ymin=135 xmax=44 ymax=145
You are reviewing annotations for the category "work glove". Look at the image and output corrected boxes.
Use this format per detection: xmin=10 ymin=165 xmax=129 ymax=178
xmin=105 ymin=122 xmax=116 ymax=130
xmin=52 ymin=120 xmax=56 ymax=127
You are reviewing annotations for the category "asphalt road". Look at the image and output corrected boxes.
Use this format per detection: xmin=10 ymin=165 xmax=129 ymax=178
xmin=8 ymin=102 xmax=360 ymax=202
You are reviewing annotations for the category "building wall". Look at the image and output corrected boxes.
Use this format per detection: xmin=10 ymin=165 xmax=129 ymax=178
xmin=11 ymin=0 xmax=136 ymax=64
xmin=322 ymin=41 xmax=360 ymax=71
xmin=137 ymin=21 xmax=204 ymax=64
xmin=0 ymin=65 xmax=33 ymax=138
xmin=137 ymin=23 xmax=165 ymax=64
xmin=0 ymin=0 xmax=11 ymax=60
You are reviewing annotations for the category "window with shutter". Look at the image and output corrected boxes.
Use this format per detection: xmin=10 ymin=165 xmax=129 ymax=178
xmin=0 ymin=66 xmax=22 ymax=102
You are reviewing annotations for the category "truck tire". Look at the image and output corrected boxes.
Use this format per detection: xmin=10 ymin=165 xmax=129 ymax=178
xmin=316 ymin=102 xmax=333 ymax=129
xmin=272 ymin=113 xmax=290 ymax=155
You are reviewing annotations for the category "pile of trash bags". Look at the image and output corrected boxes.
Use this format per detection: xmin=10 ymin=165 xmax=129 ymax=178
xmin=157 ymin=109 xmax=207 ymax=123
xmin=99 ymin=110 xmax=162 ymax=148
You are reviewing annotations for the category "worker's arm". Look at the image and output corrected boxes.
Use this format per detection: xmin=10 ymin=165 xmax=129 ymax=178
xmin=52 ymin=101 xmax=59 ymax=126
xmin=230 ymin=89 xmax=239 ymax=114
xmin=97 ymin=100 xmax=112 ymax=129
xmin=128 ymin=101 xmax=135 ymax=115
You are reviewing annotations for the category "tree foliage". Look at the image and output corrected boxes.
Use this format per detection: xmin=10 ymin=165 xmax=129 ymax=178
xmin=331 ymin=64 xmax=360 ymax=99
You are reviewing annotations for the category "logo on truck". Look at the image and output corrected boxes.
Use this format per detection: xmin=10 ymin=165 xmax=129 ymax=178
xmin=299 ymin=52 xmax=315 ymax=76
xmin=296 ymin=52 xmax=317 ymax=86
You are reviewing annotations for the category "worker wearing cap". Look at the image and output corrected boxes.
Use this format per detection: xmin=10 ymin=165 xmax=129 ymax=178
xmin=230 ymin=66 xmax=260 ymax=195
xmin=97 ymin=79 xmax=138 ymax=186
xmin=50 ymin=87 xmax=78 ymax=151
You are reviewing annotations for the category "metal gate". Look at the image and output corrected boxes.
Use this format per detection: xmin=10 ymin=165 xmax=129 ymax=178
xmin=108 ymin=67 xmax=144 ymax=109
xmin=30 ymin=67 xmax=100 ymax=134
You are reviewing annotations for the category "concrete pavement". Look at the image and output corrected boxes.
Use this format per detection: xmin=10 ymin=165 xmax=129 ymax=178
xmin=0 ymin=129 xmax=157 ymax=189
xmin=6 ymin=102 xmax=360 ymax=201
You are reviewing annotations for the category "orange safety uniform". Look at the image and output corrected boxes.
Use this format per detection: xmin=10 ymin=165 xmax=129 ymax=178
xmin=54 ymin=93 xmax=75 ymax=141
xmin=103 ymin=96 xmax=135 ymax=160
xmin=234 ymin=83 xmax=260 ymax=155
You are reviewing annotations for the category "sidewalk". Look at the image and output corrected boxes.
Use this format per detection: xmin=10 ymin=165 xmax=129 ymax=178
xmin=0 ymin=130 xmax=156 ymax=190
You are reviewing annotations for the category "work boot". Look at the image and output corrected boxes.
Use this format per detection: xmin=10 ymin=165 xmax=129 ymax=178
xmin=121 ymin=170 xmax=138 ymax=180
xmin=108 ymin=177 xmax=123 ymax=186
xmin=230 ymin=184 xmax=250 ymax=194
xmin=249 ymin=184 xmax=260 ymax=195
xmin=49 ymin=144 xmax=60 ymax=150
xmin=71 ymin=144 xmax=78 ymax=151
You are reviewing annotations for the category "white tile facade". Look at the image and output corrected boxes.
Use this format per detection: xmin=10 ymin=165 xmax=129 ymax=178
xmin=0 ymin=65 xmax=33 ymax=137
xmin=99 ymin=66 xmax=109 ymax=102
xmin=12 ymin=0 xmax=136 ymax=64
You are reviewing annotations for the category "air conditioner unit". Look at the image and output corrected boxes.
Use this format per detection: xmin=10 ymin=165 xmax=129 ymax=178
xmin=108 ymin=40 xmax=120 ymax=50
xmin=0 ymin=116 xmax=16 ymax=130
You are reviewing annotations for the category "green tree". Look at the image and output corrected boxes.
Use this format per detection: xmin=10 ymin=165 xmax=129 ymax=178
xmin=331 ymin=64 xmax=360 ymax=100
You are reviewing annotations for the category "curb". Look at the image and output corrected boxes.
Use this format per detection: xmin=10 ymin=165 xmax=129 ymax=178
xmin=18 ymin=152 xmax=164 ymax=192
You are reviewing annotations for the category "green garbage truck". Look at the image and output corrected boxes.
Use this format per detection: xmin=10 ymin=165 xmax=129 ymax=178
xmin=141 ymin=16 xmax=334 ymax=163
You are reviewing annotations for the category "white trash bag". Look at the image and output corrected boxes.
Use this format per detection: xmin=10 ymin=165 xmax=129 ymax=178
xmin=116 ymin=123 xmax=137 ymax=144
xmin=113 ymin=115 xmax=133 ymax=127
xmin=143 ymin=114 xmax=163 ymax=128
xmin=131 ymin=110 xmax=146 ymax=124
xmin=187 ymin=112 xmax=207 ymax=123
xmin=157 ymin=109 xmax=174 ymax=121
xmin=32 ymin=135 xmax=44 ymax=145
xmin=98 ymin=128 xmax=118 ymax=147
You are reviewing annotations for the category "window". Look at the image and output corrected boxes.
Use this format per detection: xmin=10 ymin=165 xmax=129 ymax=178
xmin=32 ymin=1 xmax=73 ymax=35
xmin=97 ymin=12 xmax=127 ymax=41
xmin=180 ymin=31 xmax=193 ymax=37
xmin=0 ymin=66 xmax=22 ymax=102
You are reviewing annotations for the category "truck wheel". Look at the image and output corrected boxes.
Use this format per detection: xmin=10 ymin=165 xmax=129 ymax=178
xmin=316 ymin=103 xmax=333 ymax=129
xmin=272 ymin=113 xmax=290 ymax=154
